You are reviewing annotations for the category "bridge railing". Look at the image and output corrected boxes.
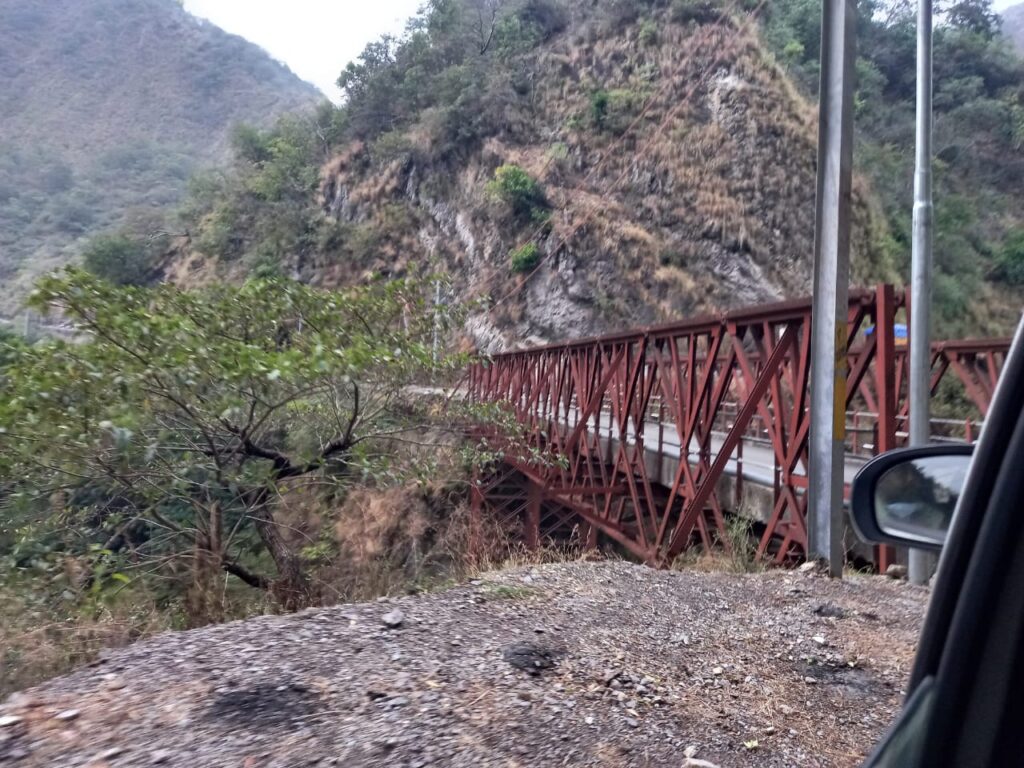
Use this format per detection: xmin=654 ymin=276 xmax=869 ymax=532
xmin=467 ymin=284 xmax=1010 ymax=565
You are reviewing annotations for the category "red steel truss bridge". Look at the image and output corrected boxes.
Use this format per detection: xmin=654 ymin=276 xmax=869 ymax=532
xmin=466 ymin=285 xmax=1011 ymax=567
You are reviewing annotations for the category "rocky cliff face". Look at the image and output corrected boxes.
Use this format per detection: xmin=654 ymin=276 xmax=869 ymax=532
xmin=310 ymin=16 xmax=891 ymax=350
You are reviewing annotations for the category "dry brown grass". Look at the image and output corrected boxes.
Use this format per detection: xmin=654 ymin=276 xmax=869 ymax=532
xmin=0 ymin=592 xmax=175 ymax=696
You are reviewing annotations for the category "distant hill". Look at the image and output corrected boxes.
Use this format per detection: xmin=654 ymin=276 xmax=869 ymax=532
xmin=1004 ymin=3 xmax=1024 ymax=51
xmin=0 ymin=0 xmax=322 ymax=313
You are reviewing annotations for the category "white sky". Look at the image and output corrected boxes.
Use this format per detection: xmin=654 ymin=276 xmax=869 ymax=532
xmin=183 ymin=1 xmax=426 ymax=101
xmin=184 ymin=0 xmax=1019 ymax=102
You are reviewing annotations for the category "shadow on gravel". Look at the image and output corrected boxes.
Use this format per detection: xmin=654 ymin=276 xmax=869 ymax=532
xmin=206 ymin=681 xmax=321 ymax=728
xmin=799 ymin=663 xmax=877 ymax=699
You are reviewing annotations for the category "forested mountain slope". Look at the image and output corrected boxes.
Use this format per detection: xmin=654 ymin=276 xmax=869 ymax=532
xmin=768 ymin=0 xmax=1024 ymax=336
xmin=147 ymin=0 xmax=1021 ymax=344
xmin=0 ymin=0 xmax=322 ymax=313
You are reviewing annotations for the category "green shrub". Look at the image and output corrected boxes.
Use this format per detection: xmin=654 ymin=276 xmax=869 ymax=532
xmin=81 ymin=234 xmax=152 ymax=286
xmin=530 ymin=207 xmax=553 ymax=228
xmin=509 ymin=242 xmax=541 ymax=273
xmin=486 ymin=164 xmax=546 ymax=218
xmin=230 ymin=124 xmax=273 ymax=165
xmin=590 ymin=88 xmax=646 ymax=134
xmin=248 ymin=243 xmax=284 ymax=279
xmin=639 ymin=19 xmax=659 ymax=46
xmin=782 ymin=40 xmax=805 ymax=62
xmin=494 ymin=14 xmax=545 ymax=58
xmin=371 ymin=130 xmax=414 ymax=164
xmin=547 ymin=142 xmax=570 ymax=162
xmin=996 ymin=229 xmax=1024 ymax=285
xmin=590 ymin=89 xmax=610 ymax=129
xmin=195 ymin=206 xmax=241 ymax=260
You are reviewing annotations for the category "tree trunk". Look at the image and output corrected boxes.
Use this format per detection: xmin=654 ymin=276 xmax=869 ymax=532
xmin=186 ymin=502 xmax=226 ymax=626
xmin=249 ymin=498 xmax=311 ymax=610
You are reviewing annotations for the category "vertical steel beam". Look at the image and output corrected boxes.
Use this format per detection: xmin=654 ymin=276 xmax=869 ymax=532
xmin=875 ymin=285 xmax=898 ymax=571
xmin=808 ymin=0 xmax=857 ymax=577
xmin=909 ymin=0 xmax=935 ymax=586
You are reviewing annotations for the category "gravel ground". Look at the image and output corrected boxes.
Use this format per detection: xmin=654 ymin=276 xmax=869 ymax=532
xmin=0 ymin=561 xmax=927 ymax=768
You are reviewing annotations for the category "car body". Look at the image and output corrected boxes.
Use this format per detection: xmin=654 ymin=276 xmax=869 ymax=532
xmin=850 ymin=315 xmax=1024 ymax=768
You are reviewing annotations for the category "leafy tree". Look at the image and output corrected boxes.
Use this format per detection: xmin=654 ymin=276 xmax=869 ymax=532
xmin=81 ymin=234 xmax=153 ymax=286
xmin=942 ymin=0 xmax=999 ymax=38
xmin=187 ymin=117 xmax=323 ymax=270
xmin=332 ymin=0 xmax=561 ymax=149
xmin=230 ymin=124 xmax=274 ymax=165
xmin=0 ymin=270 xmax=464 ymax=609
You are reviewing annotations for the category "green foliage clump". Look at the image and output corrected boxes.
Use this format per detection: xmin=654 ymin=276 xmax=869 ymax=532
xmin=487 ymin=164 xmax=547 ymax=217
xmin=589 ymin=88 xmax=647 ymax=134
xmin=187 ymin=117 xmax=323 ymax=270
xmin=638 ymin=19 xmax=659 ymax=46
xmin=996 ymin=229 xmax=1024 ymax=285
xmin=0 ymin=326 xmax=25 ymax=370
xmin=590 ymin=89 xmax=611 ymax=129
xmin=509 ymin=242 xmax=541 ymax=273
xmin=81 ymin=234 xmax=154 ymax=286
xmin=232 ymin=119 xmax=321 ymax=203
xmin=336 ymin=0 xmax=564 ymax=152
xmin=781 ymin=39 xmax=805 ymax=63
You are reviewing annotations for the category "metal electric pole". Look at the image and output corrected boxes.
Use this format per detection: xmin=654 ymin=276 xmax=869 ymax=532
xmin=808 ymin=0 xmax=857 ymax=577
xmin=909 ymin=0 xmax=936 ymax=585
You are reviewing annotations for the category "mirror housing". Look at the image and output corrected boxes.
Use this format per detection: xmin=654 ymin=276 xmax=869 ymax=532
xmin=850 ymin=445 xmax=974 ymax=550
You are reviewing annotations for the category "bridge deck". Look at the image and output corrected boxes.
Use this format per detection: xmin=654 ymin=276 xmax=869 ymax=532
xmin=554 ymin=405 xmax=868 ymax=489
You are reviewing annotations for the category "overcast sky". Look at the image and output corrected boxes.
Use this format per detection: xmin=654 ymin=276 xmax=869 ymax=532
xmin=184 ymin=0 xmax=1020 ymax=101
xmin=183 ymin=1 xmax=425 ymax=101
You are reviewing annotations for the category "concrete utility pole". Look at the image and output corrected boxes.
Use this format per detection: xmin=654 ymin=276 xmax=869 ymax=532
xmin=808 ymin=0 xmax=857 ymax=578
xmin=909 ymin=0 xmax=936 ymax=586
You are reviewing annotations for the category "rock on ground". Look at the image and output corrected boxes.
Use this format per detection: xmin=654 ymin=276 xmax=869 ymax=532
xmin=0 ymin=561 xmax=926 ymax=767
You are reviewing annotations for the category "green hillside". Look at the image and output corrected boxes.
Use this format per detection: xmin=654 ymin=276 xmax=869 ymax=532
xmin=764 ymin=0 xmax=1024 ymax=335
xmin=0 ymin=0 xmax=322 ymax=313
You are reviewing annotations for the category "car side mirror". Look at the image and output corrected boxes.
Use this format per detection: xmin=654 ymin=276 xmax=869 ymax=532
xmin=850 ymin=445 xmax=974 ymax=550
